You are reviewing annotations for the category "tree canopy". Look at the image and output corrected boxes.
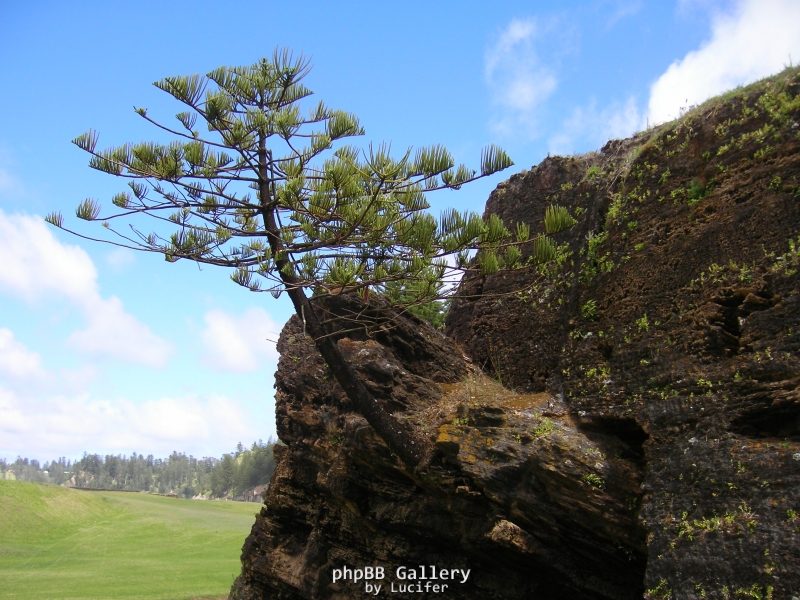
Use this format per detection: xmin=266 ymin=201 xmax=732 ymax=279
xmin=47 ymin=49 xmax=522 ymax=307
xmin=2 ymin=441 xmax=276 ymax=499
xmin=47 ymin=49 xmax=571 ymax=468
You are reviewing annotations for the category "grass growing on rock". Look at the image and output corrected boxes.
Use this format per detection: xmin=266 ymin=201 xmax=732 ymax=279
xmin=0 ymin=480 xmax=258 ymax=600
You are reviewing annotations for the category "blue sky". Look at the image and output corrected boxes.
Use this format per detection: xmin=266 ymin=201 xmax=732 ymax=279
xmin=1 ymin=0 xmax=799 ymax=462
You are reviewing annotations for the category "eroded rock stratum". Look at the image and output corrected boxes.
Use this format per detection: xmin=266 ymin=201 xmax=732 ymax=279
xmin=230 ymin=67 xmax=800 ymax=600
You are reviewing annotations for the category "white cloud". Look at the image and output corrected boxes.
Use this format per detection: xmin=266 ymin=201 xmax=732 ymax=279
xmin=0 ymin=328 xmax=45 ymax=380
xmin=648 ymin=0 xmax=800 ymax=124
xmin=0 ymin=327 xmax=97 ymax=397
xmin=67 ymin=296 xmax=172 ymax=368
xmin=0 ymin=387 xmax=262 ymax=460
xmin=0 ymin=210 xmax=172 ymax=367
xmin=549 ymin=96 xmax=642 ymax=156
xmin=201 ymin=307 xmax=280 ymax=373
xmin=0 ymin=387 xmax=28 ymax=436
xmin=485 ymin=17 xmax=560 ymax=136
xmin=0 ymin=329 xmax=271 ymax=460
xmin=0 ymin=210 xmax=97 ymax=302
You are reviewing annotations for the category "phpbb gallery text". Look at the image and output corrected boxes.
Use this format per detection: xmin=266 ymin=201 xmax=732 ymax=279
xmin=332 ymin=565 xmax=471 ymax=595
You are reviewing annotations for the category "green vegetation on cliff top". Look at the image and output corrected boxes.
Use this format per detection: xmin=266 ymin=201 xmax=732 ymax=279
xmin=0 ymin=480 xmax=257 ymax=600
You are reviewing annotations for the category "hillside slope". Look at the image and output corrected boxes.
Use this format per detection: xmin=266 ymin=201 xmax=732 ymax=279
xmin=0 ymin=480 xmax=256 ymax=599
xmin=231 ymin=67 xmax=800 ymax=600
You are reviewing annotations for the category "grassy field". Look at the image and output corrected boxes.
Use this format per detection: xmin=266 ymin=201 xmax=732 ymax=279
xmin=0 ymin=480 xmax=259 ymax=600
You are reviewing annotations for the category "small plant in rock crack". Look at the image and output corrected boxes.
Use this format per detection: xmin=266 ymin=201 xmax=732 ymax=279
xmin=585 ymin=165 xmax=604 ymax=180
xmin=687 ymin=178 xmax=711 ymax=206
xmin=583 ymin=473 xmax=604 ymax=489
xmin=645 ymin=579 xmax=672 ymax=600
xmin=581 ymin=299 xmax=598 ymax=320
xmin=581 ymin=231 xmax=613 ymax=279
xmin=533 ymin=418 xmax=554 ymax=437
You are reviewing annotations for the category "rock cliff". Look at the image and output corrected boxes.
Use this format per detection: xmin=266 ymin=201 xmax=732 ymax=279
xmin=230 ymin=67 xmax=800 ymax=600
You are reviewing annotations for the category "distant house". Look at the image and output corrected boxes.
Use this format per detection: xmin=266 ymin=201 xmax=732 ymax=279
xmin=240 ymin=484 xmax=269 ymax=503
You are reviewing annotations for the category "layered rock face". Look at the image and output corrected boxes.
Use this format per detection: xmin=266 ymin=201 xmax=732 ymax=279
xmin=231 ymin=68 xmax=800 ymax=600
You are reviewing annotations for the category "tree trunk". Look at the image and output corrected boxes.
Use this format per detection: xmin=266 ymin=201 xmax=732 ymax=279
xmin=258 ymin=149 xmax=430 ymax=468
xmin=283 ymin=285 xmax=431 ymax=468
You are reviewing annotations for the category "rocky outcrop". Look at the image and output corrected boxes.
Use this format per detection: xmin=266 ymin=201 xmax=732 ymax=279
xmin=231 ymin=67 xmax=800 ymax=599
xmin=230 ymin=298 xmax=647 ymax=600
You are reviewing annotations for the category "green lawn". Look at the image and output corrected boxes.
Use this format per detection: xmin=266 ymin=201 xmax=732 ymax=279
xmin=0 ymin=480 xmax=259 ymax=600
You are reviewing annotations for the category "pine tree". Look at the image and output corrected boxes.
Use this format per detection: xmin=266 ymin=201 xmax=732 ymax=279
xmin=46 ymin=49 xmax=548 ymax=468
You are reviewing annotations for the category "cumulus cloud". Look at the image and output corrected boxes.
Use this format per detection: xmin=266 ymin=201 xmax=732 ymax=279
xmin=485 ymin=17 xmax=560 ymax=136
xmin=648 ymin=0 xmax=800 ymax=124
xmin=549 ymin=96 xmax=642 ymax=156
xmin=0 ymin=386 xmax=262 ymax=460
xmin=0 ymin=210 xmax=172 ymax=367
xmin=67 ymin=296 xmax=172 ymax=368
xmin=0 ymin=328 xmax=46 ymax=380
xmin=0 ymin=329 xmax=271 ymax=459
xmin=201 ymin=307 xmax=280 ymax=373
xmin=0 ymin=210 xmax=97 ymax=302
xmin=0 ymin=327 xmax=96 ymax=397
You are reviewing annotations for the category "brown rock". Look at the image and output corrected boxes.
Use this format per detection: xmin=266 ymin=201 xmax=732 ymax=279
xmin=231 ymin=67 xmax=800 ymax=600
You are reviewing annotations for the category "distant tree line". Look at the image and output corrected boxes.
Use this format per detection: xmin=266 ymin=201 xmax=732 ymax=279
xmin=0 ymin=440 xmax=277 ymax=499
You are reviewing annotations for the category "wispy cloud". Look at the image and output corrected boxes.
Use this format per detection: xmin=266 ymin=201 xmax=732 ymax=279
xmin=676 ymin=0 xmax=730 ymax=15
xmin=0 ymin=150 xmax=25 ymax=199
xmin=648 ymin=0 xmax=800 ymax=124
xmin=548 ymin=96 xmax=642 ymax=156
xmin=604 ymin=0 xmax=643 ymax=27
xmin=484 ymin=17 xmax=560 ymax=137
xmin=105 ymin=247 xmax=137 ymax=270
xmin=0 ymin=210 xmax=172 ymax=367
xmin=0 ymin=167 xmax=24 ymax=198
xmin=201 ymin=307 xmax=280 ymax=373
